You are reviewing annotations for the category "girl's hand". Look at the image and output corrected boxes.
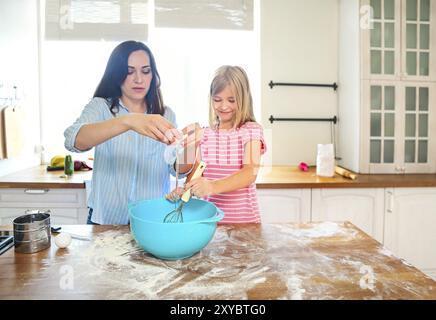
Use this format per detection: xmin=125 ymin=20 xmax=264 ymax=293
xmin=123 ymin=113 xmax=182 ymax=144
xmin=165 ymin=187 xmax=185 ymax=202
xmin=185 ymin=177 xmax=215 ymax=198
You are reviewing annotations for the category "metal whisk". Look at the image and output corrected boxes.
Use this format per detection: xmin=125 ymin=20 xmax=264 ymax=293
xmin=163 ymin=161 xmax=207 ymax=223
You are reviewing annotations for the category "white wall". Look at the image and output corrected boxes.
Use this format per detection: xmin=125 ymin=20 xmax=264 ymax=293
xmin=39 ymin=1 xmax=260 ymax=162
xmin=261 ymin=0 xmax=339 ymax=165
xmin=1 ymin=0 xmax=341 ymax=174
xmin=338 ymin=0 xmax=361 ymax=172
xmin=0 ymin=0 xmax=41 ymax=176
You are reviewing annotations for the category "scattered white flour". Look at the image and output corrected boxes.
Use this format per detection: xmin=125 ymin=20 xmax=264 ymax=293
xmin=252 ymin=277 xmax=267 ymax=285
xmin=62 ymin=225 xmax=430 ymax=299
xmin=74 ymin=229 xmax=275 ymax=299
xmin=401 ymin=259 xmax=414 ymax=267
xmin=340 ymin=258 xmax=376 ymax=292
xmin=77 ymin=230 xmax=179 ymax=298
xmin=377 ymin=247 xmax=414 ymax=268
xmin=359 ymin=265 xmax=376 ymax=291
xmin=285 ymin=222 xmax=358 ymax=239
xmin=287 ymin=275 xmax=306 ymax=300
xmin=378 ymin=247 xmax=397 ymax=258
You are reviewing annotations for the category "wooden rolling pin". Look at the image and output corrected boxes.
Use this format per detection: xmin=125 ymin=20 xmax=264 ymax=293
xmin=335 ymin=166 xmax=357 ymax=180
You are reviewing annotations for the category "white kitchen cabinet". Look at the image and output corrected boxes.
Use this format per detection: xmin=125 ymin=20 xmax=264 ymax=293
xmin=311 ymin=188 xmax=385 ymax=242
xmin=257 ymin=189 xmax=311 ymax=223
xmin=384 ymin=187 xmax=436 ymax=280
xmin=361 ymin=0 xmax=436 ymax=81
xmin=361 ymin=81 xmax=436 ymax=173
xmin=0 ymin=188 xmax=88 ymax=225
xmin=339 ymin=0 xmax=436 ymax=173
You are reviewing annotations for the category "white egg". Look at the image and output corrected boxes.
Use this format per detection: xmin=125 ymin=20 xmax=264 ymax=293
xmin=54 ymin=232 xmax=72 ymax=248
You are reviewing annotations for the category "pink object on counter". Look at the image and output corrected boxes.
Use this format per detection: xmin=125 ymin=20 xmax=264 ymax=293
xmin=298 ymin=162 xmax=309 ymax=172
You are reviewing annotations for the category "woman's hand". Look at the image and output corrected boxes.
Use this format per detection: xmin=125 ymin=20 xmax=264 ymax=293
xmin=165 ymin=187 xmax=185 ymax=202
xmin=185 ymin=177 xmax=215 ymax=198
xmin=176 ymin=123 xmax=204 ymax=168
xmin=123 ymin=113 xmax=182 ymax=144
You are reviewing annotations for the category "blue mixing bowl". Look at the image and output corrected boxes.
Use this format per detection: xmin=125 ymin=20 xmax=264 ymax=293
xmin=128 ymin=198 xmax=224 ymax=260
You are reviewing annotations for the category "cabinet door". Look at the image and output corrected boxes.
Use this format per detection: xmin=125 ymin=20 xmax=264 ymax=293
xmin=401 ymin=83 xmax=436 ymax=173
xmin=358 ymin=0 xmax=436 ymax=173
xmin=257 ymin=189 xmax=311 ymax=223
xmin=362 ymin=81 xmax=436 ymax=173
xmin=361 ymin=0 xmax=436 ymax=81
xmin=0 ymin=188 xmax=88 ymax=225
xmin=384 ymin=187 xmax=436 ymax=280
xmin=311 ymin=188 xmax=385 ymax=242
xmin=0 ymin=208 xmax=88 ymax=226
xmin=361 ymin=0 xmax=401 ymax=80
xmin=0 ymin=188 xmax=87 ymax=208
xmin=401 ymin=0 xmax=436 ymax=81
xmin=362 ymin=80 xmax=402 ymax=173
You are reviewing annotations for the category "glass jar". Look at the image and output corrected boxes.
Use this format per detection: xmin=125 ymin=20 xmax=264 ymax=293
xmin=64 ymin=155 xmax=74 ymax=176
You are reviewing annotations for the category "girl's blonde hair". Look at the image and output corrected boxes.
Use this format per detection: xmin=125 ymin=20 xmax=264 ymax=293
xmin=209 ymin=65 xmax=256 ymax=128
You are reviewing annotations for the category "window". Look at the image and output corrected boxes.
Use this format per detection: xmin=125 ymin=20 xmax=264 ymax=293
xmin=45 ymin=0 xmax=149 ymax=41
xmin=39 ymin=0 xmax=259 ymax=160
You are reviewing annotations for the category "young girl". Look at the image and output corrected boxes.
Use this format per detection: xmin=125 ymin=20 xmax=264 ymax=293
xmin=168 ymin=65 xmax=266 ymax=223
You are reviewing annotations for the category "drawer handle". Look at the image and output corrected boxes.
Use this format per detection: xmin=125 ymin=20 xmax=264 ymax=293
xmin=24 ymin=189 xmax=49 ymax=194
xmin=386 ymin=191 xmax=394 ymax=213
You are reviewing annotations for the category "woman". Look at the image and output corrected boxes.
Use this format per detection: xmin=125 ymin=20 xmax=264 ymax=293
xmin=64 ymin=40 xmax=191 ymax=224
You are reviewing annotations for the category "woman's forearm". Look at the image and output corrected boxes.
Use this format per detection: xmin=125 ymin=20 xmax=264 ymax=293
xmin=75 ymin=115 xmax=130 ymax=151
xmin=211 ymin=165 xmax=259 ymax=194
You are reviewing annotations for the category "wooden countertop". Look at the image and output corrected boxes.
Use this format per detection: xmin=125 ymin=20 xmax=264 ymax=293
xmin=0 ymin=222 xmax=435 ymax=299
xmin=256 ymin=166 xmax=436 ymax=188
xmin=0 ymin=165 xmax=92 ymax=189
xmin=1 ymin=165 xmax=436 ymax=189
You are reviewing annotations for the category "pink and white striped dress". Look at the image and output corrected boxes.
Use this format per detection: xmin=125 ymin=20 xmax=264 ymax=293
xmin=199 ymin=122 xmax=266 ymax=224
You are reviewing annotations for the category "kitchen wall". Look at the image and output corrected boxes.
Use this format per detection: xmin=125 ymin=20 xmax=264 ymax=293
xmin=261 ymin=0 xmax=339 ymax=165
xmin=0 ymin=0 xmax=341 ymax=174
xmin=338 ymin=0 xmax=361 ymax=173
xmin=0 ymin=0 xmax=41 ymax=176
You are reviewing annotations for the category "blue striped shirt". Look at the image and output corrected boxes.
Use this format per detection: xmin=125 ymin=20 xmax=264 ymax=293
xmin=64 ymin=97 xmax=180 ymax=224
